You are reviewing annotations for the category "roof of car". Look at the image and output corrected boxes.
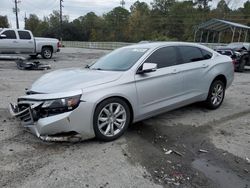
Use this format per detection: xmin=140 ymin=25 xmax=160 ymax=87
xmin=125 ymin=41 xmax=209 ymax=50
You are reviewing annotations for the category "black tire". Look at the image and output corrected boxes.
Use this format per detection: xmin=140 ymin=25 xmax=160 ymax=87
xmin=29 ymin=54 xmax=38 ymax=59
xmin=238 ymin=56 xmax=247 ymax=72
xmin=41 ymin=47 xmax=53 ymax=59
xmin=93 ymin=98 xmax=131 ymax=141
xmin=205 ymin=80 xmax=225 ymax=110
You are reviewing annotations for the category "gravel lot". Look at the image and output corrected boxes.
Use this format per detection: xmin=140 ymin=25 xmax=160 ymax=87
xmin=0 ymin=48 xmax=249 ymax=188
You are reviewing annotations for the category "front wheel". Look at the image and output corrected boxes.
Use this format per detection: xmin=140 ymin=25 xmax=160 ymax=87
xmin=93 ymin=98 xmax=131 ymax=141
xmin=41 ymin=47 xmax=53 ymax=59
xmin=205 ymin=80 xmax=225 ymax=110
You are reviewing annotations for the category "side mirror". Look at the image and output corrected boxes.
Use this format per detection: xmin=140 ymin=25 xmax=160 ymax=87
xmin=0 ymin=34 xmax=7 ymax=39
xmin=137 ymin=63 xmax=157 ymax=74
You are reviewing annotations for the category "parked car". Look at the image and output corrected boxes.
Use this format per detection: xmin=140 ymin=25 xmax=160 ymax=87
xmin=0 ymin=28 xmax=60 ymax=59
xmin=216 ymin=49 xmax=241 ymax=71
xmin=9 ymin=42 xmax=234 ymax=141
xmin=216 ymin=43 xmax=250 ymax=72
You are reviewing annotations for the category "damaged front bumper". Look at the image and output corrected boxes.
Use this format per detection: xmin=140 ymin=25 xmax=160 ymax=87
xmin=9 ymin=90 xmax=95 ymax=141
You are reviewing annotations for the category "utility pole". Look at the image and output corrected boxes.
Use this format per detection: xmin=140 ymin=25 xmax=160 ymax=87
xmin=13 ymin=0 xmax=20 ymax=29
xmin=60 ymin=0 xmax=63 ymax=42
xmin=120 ymin=0 xmax=125 ymax=8
xmin=24 ymin=12 xmax=27 ymax=29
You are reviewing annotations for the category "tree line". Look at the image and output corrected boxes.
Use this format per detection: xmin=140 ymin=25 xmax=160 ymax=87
xmin=0 ymin=0 xmax=250 ymax=42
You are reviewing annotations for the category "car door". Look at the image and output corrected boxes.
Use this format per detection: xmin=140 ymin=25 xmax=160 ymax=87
xmin=176 ymin=46 xmax=212 ymax=99
xmin=17 ymin=31 xmax=35 ymax=53
xmin=135 ymin=46 xmax=184 ymax=117
xmin=0 ymin=30 xmax=18 ymax=54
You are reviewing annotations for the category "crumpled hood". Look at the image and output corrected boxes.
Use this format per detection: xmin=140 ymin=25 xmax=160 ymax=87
xmin=30 ymin=68 xmax=122 ymax=93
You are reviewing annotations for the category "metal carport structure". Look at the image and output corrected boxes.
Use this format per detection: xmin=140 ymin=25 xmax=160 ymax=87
xmin=194 ymin=19 xmax=250 ymax=43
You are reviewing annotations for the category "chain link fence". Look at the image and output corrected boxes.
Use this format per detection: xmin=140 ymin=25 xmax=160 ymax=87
xmin=63 ymin=41 xmax=135 ymax=50
xmin=62 ymin=41 xmax=227 ymax=50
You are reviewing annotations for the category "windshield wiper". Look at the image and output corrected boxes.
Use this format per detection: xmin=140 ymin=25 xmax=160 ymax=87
xmin=85 ymin=64 xmax=90 ymax=69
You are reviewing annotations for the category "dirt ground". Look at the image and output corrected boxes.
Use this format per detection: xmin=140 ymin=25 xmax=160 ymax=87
xmin=0 ymin=48 xmax=249 ymax=188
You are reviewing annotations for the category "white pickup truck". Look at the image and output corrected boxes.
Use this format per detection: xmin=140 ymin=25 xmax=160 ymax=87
xmin=0 ymin=28 xmax=60 ymax=59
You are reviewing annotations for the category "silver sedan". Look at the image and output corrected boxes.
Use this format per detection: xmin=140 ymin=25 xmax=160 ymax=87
xmin=10 ymin=42 xmax=234 ymax=141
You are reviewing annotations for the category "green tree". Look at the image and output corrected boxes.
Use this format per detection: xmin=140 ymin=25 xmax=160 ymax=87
xmin=128 ymin=1 xmax=151 ymax=42
xmin=216 ymin=0 xmax=230 ymax=14
xmin=167 ymin=1 xmax=196 ymax=41
xmin=25 ymin=14 xmax=41 ymax=36
xmin=194 ymin=0 xmax=212 ymax=10
xmin=81 ymin=12 xmax=105 ymax=41
xmin=104 ymin=7 xmax=130 ymax=41
xmin=0 ymin=15 xmax=9 ymax=28
xmin=151 ymin=0 xmax=175 ymax=15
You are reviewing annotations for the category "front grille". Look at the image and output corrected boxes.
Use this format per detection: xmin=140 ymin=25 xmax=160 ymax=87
xmin=16 ymin=101 xmax=43 ymax=126
xmin=18 ymin=107 xmax=34 ymax=125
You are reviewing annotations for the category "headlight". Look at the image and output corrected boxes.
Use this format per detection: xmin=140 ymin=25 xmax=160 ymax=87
xmin=41 ymin=94 xmax=81 ymax=111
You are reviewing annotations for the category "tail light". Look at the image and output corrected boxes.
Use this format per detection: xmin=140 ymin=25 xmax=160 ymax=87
xmin=57 ymin=41 xmax=61 ymax=48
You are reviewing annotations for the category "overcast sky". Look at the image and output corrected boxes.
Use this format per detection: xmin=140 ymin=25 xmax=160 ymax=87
xmin=0 ymin=0 xmax=248 ymax=29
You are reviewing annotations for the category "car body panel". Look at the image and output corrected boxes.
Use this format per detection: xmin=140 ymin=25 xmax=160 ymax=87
xmin=9 ymin=42 xmax=234 ymax=141
xmin=30 ymin=68 xmax=123 ymax=93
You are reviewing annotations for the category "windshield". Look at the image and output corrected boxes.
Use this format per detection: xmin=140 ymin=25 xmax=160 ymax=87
xmin=90 ymin=47 xmax=148 ymax=71
xmin=0 ymin=29 xmax=2 ymax=33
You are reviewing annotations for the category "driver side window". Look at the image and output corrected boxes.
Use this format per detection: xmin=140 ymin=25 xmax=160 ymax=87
xmin=145 ymin=46 xmax=179 ymax=69
xmin=2 ymin=30 xmax=17 ymax=39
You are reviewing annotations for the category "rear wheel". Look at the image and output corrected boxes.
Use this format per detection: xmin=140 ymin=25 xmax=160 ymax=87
xmin=93 ymin=98 xmax=131 ymax=141
xmin=41 ymin=47 xmax=53 ymax=59
xmin=205 ymin=80 xmax=225 ymax=110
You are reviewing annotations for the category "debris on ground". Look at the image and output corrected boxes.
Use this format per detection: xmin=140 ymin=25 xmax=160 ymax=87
xmin=165 ymin=150 xmax=173 ymax=155
xmin=246 ymin=157 xmax=250 ymax=164
xmin=0 ymin=55 xmax=25 ymax=61
xmin=199 ymin=149 xmax=209 ymax=153
xmin=16 ymin=59 xmax=51 ymax=70
xmin=172 ymin=150 xmax=183 ymax=157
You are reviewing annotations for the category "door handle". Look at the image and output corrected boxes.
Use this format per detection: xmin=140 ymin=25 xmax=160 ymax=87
xmin=171 ymin=69 xmax=179 ymax=74
xmin=202 ymin=64 xmax=209 ymax=68
xmin=28 ymin=41 xmax=33 ymax=44
xmin=13 ymin=41 xmax=18 ymax=43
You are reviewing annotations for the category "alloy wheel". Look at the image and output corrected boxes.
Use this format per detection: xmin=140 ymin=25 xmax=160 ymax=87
xmin=211 ymin=83 xmax=224 ymax=106
xmin=97 ymin=103 xmax=127 ymax=137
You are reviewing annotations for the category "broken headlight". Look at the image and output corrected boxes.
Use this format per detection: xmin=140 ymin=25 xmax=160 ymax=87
xmin=41 ymin=94 xmax=81 ymax=112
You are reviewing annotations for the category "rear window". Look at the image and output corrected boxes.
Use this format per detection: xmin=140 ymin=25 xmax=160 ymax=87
xmin=178 ymin=46 xmax=204 ymax=63
xmin=18 ymin=31 xmax=31 ymax=40
xmin=201 ymin=49 xmax=213 ymax=59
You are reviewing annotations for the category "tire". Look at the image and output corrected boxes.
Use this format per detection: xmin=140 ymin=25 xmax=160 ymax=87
xmin=29 ymin=54 xmax=38 ymax=59
xmin=41 ymin=47 xmax=53 ymax=59
xmin=205 ymin=80 xmax=225 ymax=110
xmin=93 ymin=98 xmax=131 ymax=141
xmin=238 ymin=57 xmax=247 ymax=72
